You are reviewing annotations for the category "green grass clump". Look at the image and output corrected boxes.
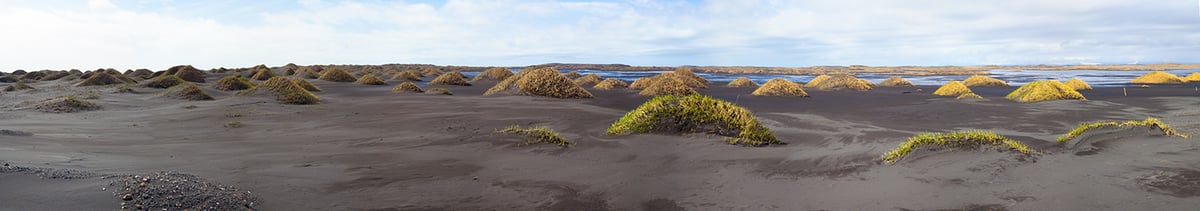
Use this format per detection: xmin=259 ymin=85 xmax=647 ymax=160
xmin=143 ymin=75 xmax=185 ymax=89
xmin=238 ymin=77 xmax=320 ymax=104
xmin=484 ymin=67 xmax=593 ymax=98
xmin=1064 ymin=78 xmax=1093 ymax=91
xmin=34 ymin=95 xmax=102 ymax=113
xmin=881 ymin=130 xmax=1032 ymax=164
xmin=752 ymin=78 xmax=808 ymax=97
xmin=607 ymin=94 xmax=781 ymax=146
xmin=355 ymin=74 xmax=388 ymax=85
xmin=472 ymin=67 xmax=513 ymax=82
xmin=933 ymin=81 xmax=973 ymax=96
xmin=426 ymin=87 xmax=452 ymax=95
xmin=727 ymin=77 xmax=758 ymax=88
xmin=428 ymin=71 xmax=470 ymax=86
xmin=593 ymin=78 xmax=629 ymax=90
xmin=963 ymin=75 xmax=1008 ymax=87
xmin=807 ymin=74 xmax=872 ymax=91
xmin=250 ymin=68 xmax=275 ymax=80
xmin=162 ymin=82 xmax=214 ymax=101
xmin=391 ymin=82 xmax=423 ymax=93
xmin=212 ymin=75 xmax=255 ymax=91
xmin=1131 ymin=71 xmax=1185 ymax=84
xmin=573 ymin=74 xmax=603 ymax=86
xmin=1005 ymin=80 xmax=1086 ymax=103
xmin=1185 ymin=72 xmax=1200 ymax=82
xmin=803 ymin=75 xmax=831 ymax=88
xmin=956 ymin=93 xmax=982 ymax=100
xmin=318 ymin=68 xmax=357 ymax=82
xmin=171 ymin=65 xmax=206 ymax=83
xmin=498 ymin=125 xmax=570 ymax=146
xmin=1057 ymin=117 xmax=1189 ymax=143
xmin=878 ymin=76 xmax=914 ymax=87
xmin=292 ymin=78 xmax=321 ymax=92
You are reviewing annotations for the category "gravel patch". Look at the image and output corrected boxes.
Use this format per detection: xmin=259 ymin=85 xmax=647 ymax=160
xmin=0 ymin=164 xmax=97 ymax=179
xmin=109 ymin=171 xmax=259 ymax=211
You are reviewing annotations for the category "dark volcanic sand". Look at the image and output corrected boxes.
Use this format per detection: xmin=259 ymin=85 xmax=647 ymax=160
xmin=2 ymin=73 xmax=1200 ymax=210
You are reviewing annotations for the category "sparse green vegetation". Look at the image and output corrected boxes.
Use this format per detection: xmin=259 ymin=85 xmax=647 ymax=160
xmin=878 ymin=76 xmax=914 ymax=87
xmin=752 ymin=78 xmax=808 ymax=97
xmin=933 ymin=81 xmax=973 ymax=96
xmin=963 ymin=75 xmax=1008 ymax=87
xmin=391 ymin=82 xmax=424 ymax=93
xmin=1057 ymin=117 xmax=1189 ymax=143
xmin=484 ymin=67 xmax=593 ymax=98
xmin=212 ymin=75 xmax=255 ymax=91
xmin=1064 ymin=78 xmax=1093 ymax=91
xmin=726 ymin=77 xmax=758 ymax=88
xmin=355 ymin=74 xmax=388 ymax=85
xmin=171 ymin=65 xmax=206 ymax=83
xmin=881 ymin=130 xmax=1032 ymax=164
xmin=238 ymin=77 xmax=321 ymax=104
xmin=1131 ymin=71 xmax=1185 ymax=84
xmin=607 ymin=95 xmax=781 ymax=146
xmin=806 ymin=74 xmax=872 ymax=91
xmin=318 ymin=68 xmax=357 ymax=82
xmin=498 ymin=125 xmax=570 ymax=146
xmin=472 ymin=67 xmax=513 ymax=82
xmin=1005 ymin=80 xmax=1086 ymax=103
xmin=224 ymin=121 xmax=242 ymax=128
xmin=428 ymin=71 xmax=470 ymax=86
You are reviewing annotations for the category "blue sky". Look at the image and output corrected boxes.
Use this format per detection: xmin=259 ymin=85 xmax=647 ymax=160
xmin=0 ymin=0 xmax=1198 ymax=71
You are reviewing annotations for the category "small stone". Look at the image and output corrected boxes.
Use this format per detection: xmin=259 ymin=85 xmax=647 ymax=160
xmin=139 ymin=182 xmax=146 ymax=187
xmin=122 ymin=194 xmax=134 ymax=201
xmin=2 ymin=163 xmax=8 ymax=167
xmin=473 ymin=176 xmax=478 ymax=180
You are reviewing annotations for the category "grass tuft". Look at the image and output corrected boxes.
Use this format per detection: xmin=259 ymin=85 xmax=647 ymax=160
xmin=956 ymin=93 xmax=983 ymax=100
xmin=962 ymin=75 xmax=1008 ymax=87
xmin=3 ymin=81 xmax=34 ymax=92
xmin=1057 ymin=117 xmax=1189 ymax=143
xmin=803 ymin=75 xmax=831 ymax=88
xmin=472 ymin=67 xmax=514 ymax=82
xmin=426 ymin=87 xmax=453 ymax=95
xmin=1131 ymin=71 xmax=1185 ymax=84
xmin=933 ymin=81 xmax=974 ymax=96
xmin=292 ymin=78 xmax=321 ymax=92
xmin=563 ymin=71 xmax=582 ymax=79
xmin=1005 ymin=80 xmax=1086 ymax=103
xmin=1185 ymin=72 xmax=1200 ymax=82
xmin=143 ymin=75 xmax=185 ymax=89
xmin=593 ymin=78 xmax=629 ymax=90
xmin=878 ymin=76 xmax=915 ymax=87
xmin=75 ymin=72 xmax=132 ymax=87
xmin=35 ymin=95 xmax=102 ymax=113
xmin=628 ymin=77 xmax=653 ymax=90
xmin=428 ymin=71 xmax=470 ymax=86
xmin=1063 ymin=78 xmax=1093 ymax=91
xmin=726 ymin=77 xmax=758 ymax=88
xmin=212 ymin=75 xmax=255 ymax=91
xmin=169 ymin=65 xmax=206 ymax=83
xmin=607 ymin=94 xmax=782 ymax=146
xmin=752 ymin=78 xmax=808 ymax=97
xmin=807 ymin=74 xmax=872 ymax=91
xmin=250 ymin=68 xmax=275 ymax=81
xmin=421 ymin=68 xmax=444 ymax=77
xmin=573 ymin=74 xmax=604 ymax=86
xmin=638 ymin=75 xmax=697 ymax=96
xmin=237 ymin=77 xmax=321 ymax=104
xmin=498 ymin=125 xmax=570 ymax=146
xmin=224 ymin=121 xmax=242 ymax=128
xmin=391 ymin=82 xmax=424 ymax=93
xmin=881 ymin=130 xmax=1032 ymax=164
xmin=299 ymin=66 xmax=323 ymax=79
xmin=673 ymin=67 xmax=710 ymax=84
xmin=355 ymin=74 xmax=388 ymax=85
xmin=162 ymin=82 xmax=214 ymax=101
xmin=318 ymin=68 xmax=357 ymax=82
xmin=484 ymin=67 xmax=593 ymax=98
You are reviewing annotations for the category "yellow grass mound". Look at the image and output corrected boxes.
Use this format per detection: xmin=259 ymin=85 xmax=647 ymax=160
xmin=170 ymin=65 xmax=206 ymax=83
xmin=963 ymin=75 xmax=1008 ymax=87
xmin=292 ymin=78 xmax=321 ymax=92
xmin=881 ymin=130 xmax=1032 ymax=164
xmin=752 ymin=78 xmax=809 ymax=97
xmin=573 ymin=74 xmax=603 ymax=86
xmin=638 ymin=76 xmax=697 ymax=96
xmin=355 ymin=74 xmax=388 ymax=85
xmin=428 ymin=71 xmax=470 ymax=86
xmin=212 ymin=75 xmax=255 ymax=91
xmin=299 ymin=66 xmax=322 ymax=79
xmin=35 ymin=95 xmax=102 ymax=113
xmin=1005 ymin=80 xmax=1086 ymax=103
xmin=484 ymin=67 xmax=593 ymax=98
xmin=472 ymin=67 xmax=514 ymax=82
xmin=237 ymin=77 xmax=321 ymax=104
xmin=391 ymin=82 xmax=423 ymax=93
xmin=1130 ymin=71 xmax=1185 ymax=84
xmin=390 ymin=70 xmax=421 ymax=81
xmin=726 ymin=77 xmax=758 ymax=88
xmin=426 ymin=87 xmax=452 ymax=95
xmin=1185 ymin=72 xmax=1200 ymax=82
xmin=803 ymin=75 xmax=831 ymax=88
xmin=808 ymin=75 xmax=872 ymax=91
xmin=878 ymin=76 xmax=914 ymax=87
xmin=1064 ymin=78 xmax=1093 ymax=91
xmin=250 ymin=68 xmax=275 ymax=80
xmin=162 ymin=82 xmax=214 ymax=101
xmin=75 ymin=72 xmax=131 ymax=87
xmin=593 ymin=78 xmax=629 ymax=90
xmin=933 ymin=81 xmax=973 ymax=96
xmin=956 ymin=93 xmax=983 ymax=100
xmin=318 ymin=68 xmax=356 ymax=82
xmin=499 ymin=125 xmax=570 ymax=146
xmin=143 ymin=75 xmax=186 ymax=89
xmin=564 ymin=71 xmax=582 ymax=79
xmin=607 ymin=95 xmax=781 ymax=146
xmin=673 ymin=67 xmax=710 ymax=84
xmin=421 ymin=69 xmax=444 ymax=77
xmin=628 ymin=77 xmax=653 ymax=90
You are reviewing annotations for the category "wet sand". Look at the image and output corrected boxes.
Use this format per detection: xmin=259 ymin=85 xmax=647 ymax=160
xmin=2 ymin=73 xmax=1199 ymax=210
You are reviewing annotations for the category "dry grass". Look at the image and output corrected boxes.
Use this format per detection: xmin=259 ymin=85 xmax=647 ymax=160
xmin=1064 ymin=78 xmax=1093 ymax=91
xmin=391 ymin=70 xmax=422 ymax=81
xmin=932 ymin=81 xmax=973 ymax=96
xmin=803 ymin=75 xmax=831 ymax=88
xmin=498 ymin=125 xmax=570 ymax=146
xmin=391 ymin=82 xmax=424 ymax=93
xmin=426 ymin=87 xmax=453 ymax=95
xmin=956 ymin=93 xmax=983 ymax=100
xmin=607 ymin=94 xmax=781 ymax=146
xmin=881 ymin=130 xmax=1032 ymax=164
xmin=628 ymin=77 xmax=653 ymax=90
xmin=808 ymin=74 xmax=872 ymax=91
xmin=318 ymin=68 xmax=357 ymax=82
xmin=292 ymin=78 xmax=321 ymax=92
xmin=726 ymin=77 xmax=758 ymax=88
xmin=355 ymin=74 xmax=388 ymax=85
xmin=673 ymin=67 xmax=710 ymax=84
xmin=4 ymin=81 xmax=34 ymax=92
xmin=879 ymin=76 xmax=914 ymax=87
xmin=250 ymin=68 xmax=275 ymax=81
xmin=143 ymin=75 xmax=185 ymax=89
xmin=75 ymin=72 xmax=130 ymax=87
xmin=638 ymin=76 xmax=698 ymax=96
xmin=1005 ymin=80 xmax=1086 ymax=103
xmin=1185 ymin=72 xmax=1200 ymax=82
xmin=421 ymin=69 xmax=444 ymax=77
xmin=593 ymin=78 xmax=629 ymax=90
xmin=1057 ymin=117 xmax=1189 ymax=143
xmin=963 ymin=75 xmax=1008 ymax=87
xmin=171 ymin=65 xmax=207 ymax=83
xmin=1131 ymin=71 xmax=1185 ymax=84
xmin=573 ymin=74 xmax=603 ymax=86
xmin=237 ymin=77 xmax=321 ymax=104
xmin=472 ymin=67 xmax=514 ymax=82
xmin=564 ymin=71 xmax=582 ymax=79
xmin=35 ymin=95 xmax=102 ymax=113
xmin=484 ymin=67 xmax=593 ymax=98
xmin=162 ymin=82 xmax=214 ymax=101
xmin=212 ymin=75 xmax=255 ymax=91
xmin=752 ymin=78 xmax=809 ymax=97
xmin=299 ymin=66 xmax=323 ymax=79
xmin=428 ymin=71 xmax=471 ymax=86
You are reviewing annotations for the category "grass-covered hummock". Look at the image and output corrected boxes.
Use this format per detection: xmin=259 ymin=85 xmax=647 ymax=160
xmin=564 ymin=71 xmax=582 ymax=79
xmin=1005 ymin=80 xmax=1086 ymax=103
xmin=237 ymin=77 xmax=321 ymax=104
xmin=727 ymin=77 xmax=758 ymax=88
xmin=421 ymin=68 xmax=444 ymax=77
xmin=807 ymin=74 xmax=872 ymax=91
xmin=484 ymin=67 xmax=593 ymax=98
xmin=355 ymin=74 xmax=388 ymax=85
xmin=607 ymin=94 xmax=782 ymax=146
xmin=212 ymin=75 xmax=255 ymax=91
xmin=498 ymin=125 xmax=570 ymax=146
xmin=963 ymin=75 xmax=1008 ymax=87
xmin=171 ymin=65 xmax=207 ymax=83
xmin=1057 ymin=117 xmax=1189 ymax=143
xmin=250 ymin=68 xmax=275 ymax=80
xmin=391 ymin=70 xmax=422 ymax=81
xmin=428 ymin=71 xmax=471 ymax=86
xmin=162 ymin=82 xmax=214 ymax=101
xmin=426 ymin=87 xmax=452 ymax=95
xmin=1064 ymin=78 xmax=1093 ymax=91
xmin=878 ymin=76 xmax=915 ymax=87
xmin=593 ymin=78 xmax=629 ymax=90
xmin=933 ymin=81 xmax=973 ymax=96
xmin=1185 ymin=72 xmax=1200 ymax=82
xmin=956 ymin=93 xmax=983 ymax=100
xmin=283 ymin=63 xmax=300 ymax=75
xmin=318 ymin=68 xmax=357 ymax=82
xmin=674 ymin=67 xmax=710 ymax=84
xmin=628 ymin=77 xmax=653 ymax=90
xmin=752 ymin=78 xmax=808 ymax=97
xmin=573 ymin=74 xmax=603 ymax=86
xmin=143 ymin=75 xmax=185 ymax=89
xmin=472 ymin=67 xmax=514 ymax=82
xmin=75 ymin=72 xmax=131 ymax=87
xmin=1131 ymin=71 xmax=1185 ymax=84
xmin=391 ymin=82 xmax=424 ymax=93
xmin=299 ymin=66 xmax=322 ymax=79
xmin=881 ymin=130 xmax=1032 ymax=164
xmin=638 ymin=76 xmax=698 ymax=96
xmin=292 ymin=78 xmax=321 ymax=92
xmin=4 ymin=81 xmax=34 ymax=92
xmin=803 ymin=75 xmax=831 ymax=88
xmin=34 ymin=95 xmax=102 ymax=113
